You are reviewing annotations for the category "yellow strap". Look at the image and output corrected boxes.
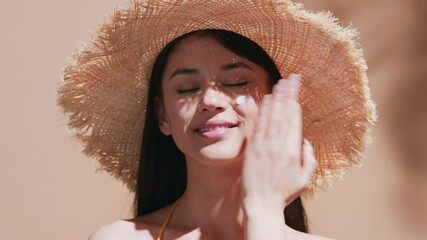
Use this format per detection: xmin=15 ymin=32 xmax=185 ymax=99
xmin=157 ymin=200 xmax=179 ymax=240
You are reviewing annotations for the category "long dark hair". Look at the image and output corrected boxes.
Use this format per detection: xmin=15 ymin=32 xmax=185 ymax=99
xmin=134 ymin=29 xmax=309 ymax=232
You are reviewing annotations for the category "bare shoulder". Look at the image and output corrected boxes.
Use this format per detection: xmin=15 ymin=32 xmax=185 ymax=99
xmin=87 ymin=219 xmax=155 ymax=240
xmin=87 ymin=206 xmax=173 ymax=240
xmin=303 ymin=233 xmax=334 ymax=240
xmin=287 ymin=228 xmax=335 ymax=240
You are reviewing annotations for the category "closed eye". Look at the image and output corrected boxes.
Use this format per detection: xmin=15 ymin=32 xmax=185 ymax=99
xmin=177 ymin=87 xmax=200 ymax=94
xmin=223 ymin=81 xmax=249 ymax=87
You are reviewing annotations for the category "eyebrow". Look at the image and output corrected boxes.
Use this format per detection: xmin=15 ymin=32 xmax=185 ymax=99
xmin=169 ymin=61 xmax=253 ymax=80
xmin=220 ymin=61 xmax=253 ymax=71
xmin=169 ymin=68 xmax=198 ymax=80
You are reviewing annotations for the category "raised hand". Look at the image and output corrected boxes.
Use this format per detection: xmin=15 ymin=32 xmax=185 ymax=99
xmin=242 ymin=73 xmax=317 ymax=210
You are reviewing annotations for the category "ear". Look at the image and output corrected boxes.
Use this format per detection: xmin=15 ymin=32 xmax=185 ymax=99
xmin=154 ymin=97 xmax=172 ymax=135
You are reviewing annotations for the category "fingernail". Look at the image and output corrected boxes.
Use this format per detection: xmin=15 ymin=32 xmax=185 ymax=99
xmin=304 ymin=139 xmax=313 ymax=150
xmin=288 ymin=73 xmax=300 ymax=89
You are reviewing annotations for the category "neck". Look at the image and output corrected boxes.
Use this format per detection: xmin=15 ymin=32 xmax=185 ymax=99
xmin=175 ymin=157 xmax=244 ymax=239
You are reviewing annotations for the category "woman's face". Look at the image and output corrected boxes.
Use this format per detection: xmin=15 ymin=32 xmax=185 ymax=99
xmin=157 ymin=35 xmax=270 ymax=163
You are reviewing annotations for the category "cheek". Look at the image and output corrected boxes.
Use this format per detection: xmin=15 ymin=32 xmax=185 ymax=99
xmin=165 ymin=98 xmax=198 ymax=129
xmin=234 ymin=95 xmax=261 ymax=126
xmin=254 ymin=85 xmax=270 ymax=103
xmin=234 ymin=84 xmax=268 ymax=116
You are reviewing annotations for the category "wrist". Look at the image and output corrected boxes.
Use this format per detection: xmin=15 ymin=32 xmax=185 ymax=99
xmin=242 ymin=196 xmax=285 ymax=214
xmin=242 ymin=197 xmax=287 ymax=239
xmin=242 ymin=196 xmax=286 ymax=223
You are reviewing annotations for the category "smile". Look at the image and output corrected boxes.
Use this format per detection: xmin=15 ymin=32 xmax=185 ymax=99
xmin=197 ymin=126 xmax=232 ymax=133
xmin=194 ymin=122 xmax=239 ymax=139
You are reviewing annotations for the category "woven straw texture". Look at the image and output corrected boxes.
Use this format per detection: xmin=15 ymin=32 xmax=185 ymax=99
xmin=58 ymin=0 xmax=377 ymax=194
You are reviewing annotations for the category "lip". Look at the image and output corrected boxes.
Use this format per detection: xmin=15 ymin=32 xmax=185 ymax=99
xmin=194 ymin=120 xmax=239 ymax=139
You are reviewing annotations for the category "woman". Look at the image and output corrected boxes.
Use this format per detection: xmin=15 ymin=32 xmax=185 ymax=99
xmin=58 ymin=1 xmax=376 ymax=239
xmin=132 ymin=29 xmax=317 ymax=239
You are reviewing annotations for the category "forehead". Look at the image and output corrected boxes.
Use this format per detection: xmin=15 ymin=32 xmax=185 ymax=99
xmin=167 ymin=35 xmax=238 ymax=63
xmin=163 ymin=35 xmax=269 ymax=78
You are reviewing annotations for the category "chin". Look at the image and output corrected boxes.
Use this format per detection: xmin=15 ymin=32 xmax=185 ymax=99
xmin=197 ymin=147 xmax=243 ymax=164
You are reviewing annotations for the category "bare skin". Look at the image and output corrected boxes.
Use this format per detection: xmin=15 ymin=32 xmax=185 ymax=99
xmin=89 ymin=36 xmax=331 ymax=240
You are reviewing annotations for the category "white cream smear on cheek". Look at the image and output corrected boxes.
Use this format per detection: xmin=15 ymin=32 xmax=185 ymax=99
xmin=235 ymin=95 xmax=248 ymax=105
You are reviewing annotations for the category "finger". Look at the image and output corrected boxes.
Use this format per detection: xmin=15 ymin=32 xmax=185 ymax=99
xmin=283 ymin=73 xmax=300 ymax=99
xmin=267 ymin=79 xmax=288 ymax=138
xmin=254 ymin=94 xmax=273 ymax=140
xmin=272 ymin=78 xmax=287 ymax=96
xmin=272 ymin=74 xmax=300 ymax=97
xmin=281 ymin=74 xmax=302 ymax=152
xmin=266 ymin=75 xmax=302 ymax=161
xmin=301 ymin=140 xmax=318 ymax=183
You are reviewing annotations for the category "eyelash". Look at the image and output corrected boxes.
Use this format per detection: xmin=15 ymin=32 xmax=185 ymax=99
xmin=223 ymin=81 xmax=249 ymax=87
xmin=177 ymin=88 xmax=199 ymax=94
xmin=176 ymin=81 xmax=249 ymax=94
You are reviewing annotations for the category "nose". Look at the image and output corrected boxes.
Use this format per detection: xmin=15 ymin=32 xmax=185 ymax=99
xmin=197 ymin=87 xmax=228 ymax=113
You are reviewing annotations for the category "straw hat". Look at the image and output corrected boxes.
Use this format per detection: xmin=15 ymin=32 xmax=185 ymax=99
xmin=58 ymin=0 xmax=377 ymax=193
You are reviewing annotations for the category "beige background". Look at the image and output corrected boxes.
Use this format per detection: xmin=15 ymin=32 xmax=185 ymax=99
xmin=1 ymin=1 xmax=425 ymax=239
